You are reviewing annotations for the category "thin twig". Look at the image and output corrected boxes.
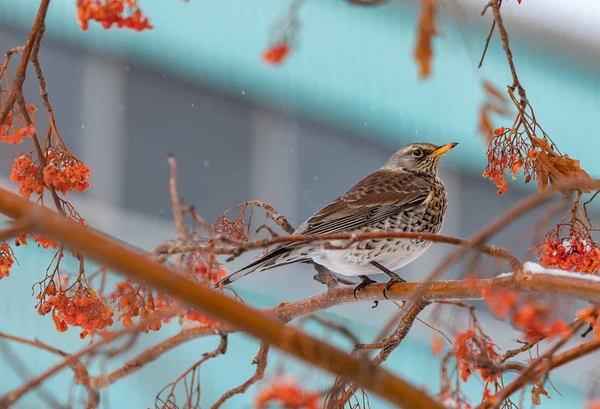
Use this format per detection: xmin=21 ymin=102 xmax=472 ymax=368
xmin=0 ymin=332 xmax=99 ymax=409
xmin=0 ymin=0 xmax=51 ymax=124
xmin=168 ymin=154 xmax=188 ymax=241
xmin=0 ymin=307 xmax=178 ymax=409
xmin=210 ymin=341 xmax=270 ymax=409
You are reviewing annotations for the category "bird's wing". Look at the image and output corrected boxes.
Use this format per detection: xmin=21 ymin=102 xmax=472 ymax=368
xmin=293 ymin=169 xmax=432 ymax=236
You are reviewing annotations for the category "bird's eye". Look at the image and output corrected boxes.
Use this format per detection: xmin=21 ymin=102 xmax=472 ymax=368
xmin=412 ymin=149 xmax=424 ymax=158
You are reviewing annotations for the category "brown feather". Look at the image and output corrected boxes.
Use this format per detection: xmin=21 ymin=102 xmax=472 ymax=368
xmin=294 ymin=169 xmax=431 ymax=236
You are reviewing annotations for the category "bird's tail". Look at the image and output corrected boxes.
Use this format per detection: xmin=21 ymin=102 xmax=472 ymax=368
xmin=213 ymin=247 xmax=308 ymax=289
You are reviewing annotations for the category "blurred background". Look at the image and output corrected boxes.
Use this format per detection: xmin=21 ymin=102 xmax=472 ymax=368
xmin=1 ymin=0 xmax=599 ymax=408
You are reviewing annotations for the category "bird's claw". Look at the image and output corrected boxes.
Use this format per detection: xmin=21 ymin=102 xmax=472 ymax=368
xmin=353 ymin=275 xmax=377 ymax=299
xmin=383 ymin=275 xmax=406 ymax=299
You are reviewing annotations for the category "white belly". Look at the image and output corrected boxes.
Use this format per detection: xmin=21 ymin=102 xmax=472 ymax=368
xmin=308 ymin=241 xmax=432 ymax=277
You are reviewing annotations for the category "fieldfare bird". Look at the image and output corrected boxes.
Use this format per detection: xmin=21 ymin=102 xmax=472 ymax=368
xmin=216 ymin=142 xmax=457 ymax=296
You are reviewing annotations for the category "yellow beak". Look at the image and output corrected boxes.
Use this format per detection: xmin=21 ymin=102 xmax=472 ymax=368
xmin=431 ymin=142 xmax=458 ymax=156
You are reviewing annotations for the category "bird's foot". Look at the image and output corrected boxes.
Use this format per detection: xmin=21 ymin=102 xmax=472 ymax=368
xmin=383 ymin=273 xmax=406 ymax=299
xmin=353 ymin=275 xmax=377 ymax=299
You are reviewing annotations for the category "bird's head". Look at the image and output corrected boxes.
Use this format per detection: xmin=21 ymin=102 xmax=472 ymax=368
xmin=383 ymin=142 xmax=458 ymax=174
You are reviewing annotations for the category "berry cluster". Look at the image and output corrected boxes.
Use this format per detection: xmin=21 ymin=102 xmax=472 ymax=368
xmin=482 ymin=130 xmax=533 ymax=195
xmin=453 ymin=329 xmax=500 ymax=383
xmin=38 ymin=285 xmax=114 ymax=338
xmin=535 ymin=229 xmax=600 ymax=274
xmin=263 ymin=42 xmax=291 ymax=65
xmin=192 ymin=261 xmax=227 ymax=284
xmin=15 ymin=233 xmax=59 ymax=250
xmin=111 ymin=281 xmax=170 ymax=332
xmin=0 ymin=104 xmax=37 ymax=144
xmin=77 ymin=0 xmax=152 ymax=31
xmin=10 ymin=154 xmax=45 ymax=198
xmin=255 ymin=379 xmax=321 ymax=409
xmin=511 ymin=300 xmax=569 ymax=340
xmin=0 ymin=243 xmax=15 ymax=279
xmin=43 ymin=149 xmax=91 ymax=195
xmin=482 ymin=286 xmax=570 ymax=340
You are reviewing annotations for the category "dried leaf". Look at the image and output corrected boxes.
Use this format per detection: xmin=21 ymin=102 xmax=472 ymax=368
xmin=414 ymin=0 xmax=437 ymax=79
xmin=483 ymin=81 xmax=507 ymax=103
xmin=530 ymin=137 xmax=591 ymax=193
xmin=531 ymin=380 xmax=551 ymax=406
xmin=479 ymin=82 xmax=508 ymax=143
xmin=479 ymin=105 xmax=494 ymax=142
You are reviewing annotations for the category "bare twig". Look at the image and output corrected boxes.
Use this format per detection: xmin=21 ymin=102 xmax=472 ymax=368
xmin=0 ymin=332 xmax=99 ymax=409
xmin=0 ymin=0 xmax=51 ymax=124
xmin=0 ymin=307 xmax=178 ymax=409
xmin=170 ymin=230 xmax=522 ymax=271
xmin=329 ymin=301 xmax=430 ymax=408
xmin=88 ymin=268 xmax=600 ymax=392
xmin=168 ymin=154 xmax=188 ymax=241
xmin=210 ymin=341 xmax=270 ymax=409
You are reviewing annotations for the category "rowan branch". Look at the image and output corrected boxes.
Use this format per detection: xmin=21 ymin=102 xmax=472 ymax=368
xmin=210 ymin=341 xmax=270 ymax=409
xmin=0 ymin=332 xmax=99 ymax=409
xmin=476 ymin=326 xmax=600 ymax=409
xmin=330 ymin=301 xmax=430 ymax=408
xmin=167 ymin=230 xmax=521 ymax=271
xmin=89 ymin=265 xmax=600 ymax=391
xmin=0 ymin=307 xmax=178 ymax=409
xmin=168 ymin=154 xmax=188 ymax=241
xmin=0 ymin=0 xmax=51 ymax=124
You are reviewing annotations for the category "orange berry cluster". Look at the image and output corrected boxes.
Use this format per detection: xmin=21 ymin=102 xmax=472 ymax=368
xmin=0 ymin=104 xmax=37 ymax=144
xmin=39 ymin=285 xmax=114 ymax=338
xmin=0 ymin=243 xmax=15 ymax=279
xmin=535 ymin=230 xmax=600 ymax=274
xmin=43 ymin=149 xmax=91 ymax=195
xmin=263 ymin=42 xmax=291 ymax=65
xmin=483 ymin=133 xmax=533 ymax=195
xmin=15 ymin=233 xmax=59 ymax=250
xmin=255 ymin=379 xmax=321 ymax=409
xmin=453 ymin=329 xmax=500 ymax=383
xmin=111 ymin=281 xmax=170 ymax=332
xmin=512 ymin=301 xmax=569 ymax=340
xmin=181 ymin=310 xmax=216 ymax=326
xmin=77 ymin=0 xmax=152 ymax=31
xmin=10 ymin=154 xmax=45 ymax=198
xmin=10 ymin=149 xmax=91 ymax=198
xmin=193 ymin=261 xmax=227 ymax=284
xmin=482 ymin=286 xmax=570 ymax=340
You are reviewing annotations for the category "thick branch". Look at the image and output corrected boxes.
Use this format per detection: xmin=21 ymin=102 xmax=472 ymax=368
xmin=0 ymin=186 xmax=445 ymax=409
xmin=91 ymin=268 xmax=600 ymax=389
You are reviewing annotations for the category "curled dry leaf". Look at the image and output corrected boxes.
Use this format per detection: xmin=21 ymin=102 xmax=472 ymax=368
xmin=414 ymin=0 xmax=437 ymax=79
xmin=483 ymin=81 xmax=507 ymax=103
xmin=479 ymin=82 xmax=508 ymax=143
xmin=530 ymin=379 xmax=550 ymax=406
xmin=529 ymin=137 xmax=591 ymax=193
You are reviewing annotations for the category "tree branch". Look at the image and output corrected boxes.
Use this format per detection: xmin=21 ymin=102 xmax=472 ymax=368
xmin=90 ymin=266 xmax=600 ymax=390
xmin=0 ymin=0 xmax=51 ymax=124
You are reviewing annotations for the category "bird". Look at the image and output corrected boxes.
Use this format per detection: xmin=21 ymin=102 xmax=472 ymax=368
xmin=215 ymin=141 xmax=457 ymax=297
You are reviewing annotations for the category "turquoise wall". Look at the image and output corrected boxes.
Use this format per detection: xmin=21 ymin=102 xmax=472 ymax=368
xmin=1 ymin=0 xmax=599 ymax=182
